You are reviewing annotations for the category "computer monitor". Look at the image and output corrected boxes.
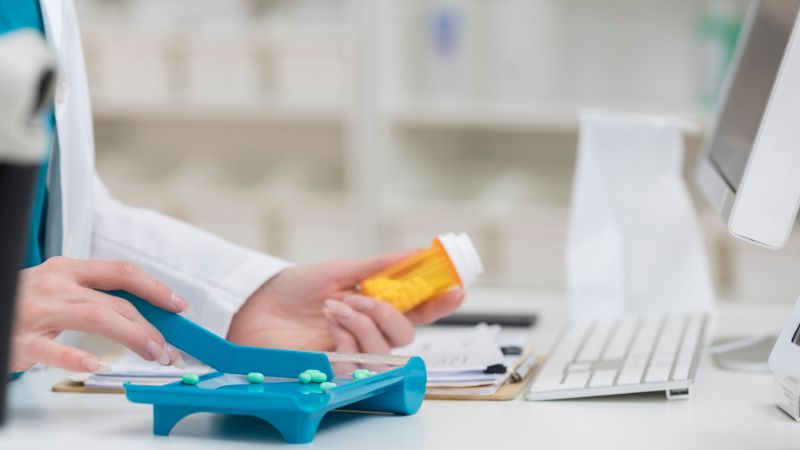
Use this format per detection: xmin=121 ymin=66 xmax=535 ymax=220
xmin=696 ymin=0 xmax=800 ymax=249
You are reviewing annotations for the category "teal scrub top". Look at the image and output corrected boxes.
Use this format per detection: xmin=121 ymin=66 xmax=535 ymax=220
xmin=0 ymin=0 xmax=54 ymax=267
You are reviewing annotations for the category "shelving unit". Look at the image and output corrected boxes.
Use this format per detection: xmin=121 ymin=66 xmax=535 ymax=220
xmin=91 ymin=101 xmax=346 ymax=126
xmin=76 ymin=0 xmax=800 ymax=305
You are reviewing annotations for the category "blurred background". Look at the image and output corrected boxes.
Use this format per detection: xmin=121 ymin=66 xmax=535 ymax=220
xmin=73 ymin=0 xmax=800 ymax=306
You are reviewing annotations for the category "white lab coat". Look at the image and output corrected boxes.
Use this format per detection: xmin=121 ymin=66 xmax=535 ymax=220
xmin=38 ymin=0 xmax=291 ymax=337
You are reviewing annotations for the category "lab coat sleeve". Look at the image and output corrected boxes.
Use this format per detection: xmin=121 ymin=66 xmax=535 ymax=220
xmin=88 ymin=173 xmax=292 ymax=338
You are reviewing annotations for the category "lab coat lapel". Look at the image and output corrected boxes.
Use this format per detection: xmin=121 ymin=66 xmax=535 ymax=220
xmin=38 ymin=0 xmax=95 ymax=259
xmin=39 ymin=0 xmax=63 ymax=48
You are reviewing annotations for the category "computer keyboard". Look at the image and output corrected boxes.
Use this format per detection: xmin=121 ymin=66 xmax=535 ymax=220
xmin=526 ymin=313 xmax=708 ymax=401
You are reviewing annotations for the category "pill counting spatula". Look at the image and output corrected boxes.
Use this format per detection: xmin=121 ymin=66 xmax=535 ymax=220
xmin=106 ymin=290 xmax=334 ymax=378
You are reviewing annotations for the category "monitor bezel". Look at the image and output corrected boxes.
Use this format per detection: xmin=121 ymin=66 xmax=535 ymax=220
xmin=696 ymin=0 xmax=800 ymax=249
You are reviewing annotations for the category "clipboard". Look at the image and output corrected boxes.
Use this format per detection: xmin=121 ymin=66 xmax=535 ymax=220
xmin=424 ymin=349 xmax=540 ymax=401
xmin=53 ymin=375 xmax=124 ymax=394
xmin=54 ymin=353 xmax=541 ymax=400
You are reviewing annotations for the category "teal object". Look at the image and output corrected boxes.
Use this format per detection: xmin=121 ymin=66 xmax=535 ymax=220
xmin=110 ymin=291 xmax=427 ymax=444
xmin=309 ymin=371 xmax=327 ymax=383
xmin=298 ymin=372 xmax=312 ymax=384
xmin=25 ymin=161 xmax=49 ymax=267
xmin=108 ymin=290 xmax=333 ymax=378
xmin=181 ymin=374 xmax=199 ymax=385
xmin=0 ymin=0 xmax=55 ymax=268
xmin=319 ymin=381 xmax=337 ymax=391
xmin=0 ymin=0 xmax=46 ymax=35
xmin=246 ymin=372 xmax=264 ymax=384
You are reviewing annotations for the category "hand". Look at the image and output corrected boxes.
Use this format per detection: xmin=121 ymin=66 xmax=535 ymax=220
xmin=10 ymin=257 xmax=187 ymax=373
xmin=227 ymin=252 xmax=464 ymax=354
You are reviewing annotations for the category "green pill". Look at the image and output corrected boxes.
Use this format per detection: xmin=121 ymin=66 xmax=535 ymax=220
xmin=353 ymin=371 xmax=369 ymax=380
xmin=309 ymin=372 xmax=327 ymax=383
xmin=319 ymin=382 xmax=337 ymax=391
xmin=299 ymin=373 xmax=312 ymax=384
xmin=181 ymin=373 xmax=199 ymax=385
xmin=247 ymin=372 xmax=265 ymax=384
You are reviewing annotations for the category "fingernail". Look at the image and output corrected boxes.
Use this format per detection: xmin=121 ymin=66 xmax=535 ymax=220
xmin=344 ymin=295 xmax=375 ymax=311
xmin=324 ymin=299 xmax=357 ymax=320
xmin=81 ymin=356 xmax=110 ymax=373
xmin=148 ymin=340 xmax=170 ymax=366
xmin=171 ymin=292 xmax=188 ymax=312
xmin=166 ymin=344 xmax=186 ymax=369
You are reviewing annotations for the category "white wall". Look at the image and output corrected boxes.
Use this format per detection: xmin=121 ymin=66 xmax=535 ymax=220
xmin=75 ymin=0 xmax=800 ymax=306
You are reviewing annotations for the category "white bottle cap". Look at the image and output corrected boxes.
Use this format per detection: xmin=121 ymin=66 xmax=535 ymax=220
xmin=437 ymin=232 xmax=484 ymax=286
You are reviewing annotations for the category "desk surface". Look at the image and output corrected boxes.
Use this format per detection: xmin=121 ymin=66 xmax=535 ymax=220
xmin=3 ymin=290 xmax=800 ymax=450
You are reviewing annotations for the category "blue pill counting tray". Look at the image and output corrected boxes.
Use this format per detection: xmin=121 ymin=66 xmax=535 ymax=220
xmin=110 ymin=291 xmax=427 ymax=444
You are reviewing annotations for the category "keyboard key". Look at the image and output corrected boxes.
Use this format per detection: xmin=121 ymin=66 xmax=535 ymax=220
xmin=677 ymin=316 xmax=704 ymax=364
xmin=650 ymin=353 xmax=676 ymax=367
xmin=625 ymin=355 xmax=649 ymax=367
xmin=549 ymin=323 xmax=592 ymax=364
xmin=602 ymin=317 xmax=639 ymax=361
xmin=644 ymin=364 xmax=671 ymax=383
xmin=558 ymin=371 xmax=591 ymax=390
xmin=617 ymin=364 xmax=645 ymax=385
xmin=577 ymin=322 xmax=614 ymax=362
xmin=531 ymin=373 xmax=564 ymax=391
xmin=628 ymin=317 xmax=662 ymax=358
xmin=567 ymin=362 xmax=592 ymax=372
xmin=589 ymin=369 xmax=617 ymax=387
xmin=672 ymin=363 xmax=691 ymax=381
xmin=654 ymin=315 xmax=685 ymax=355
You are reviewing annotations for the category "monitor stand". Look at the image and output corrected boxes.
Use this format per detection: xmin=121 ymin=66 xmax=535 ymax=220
xmin=709 ymin=334 xmax=777 ymax=373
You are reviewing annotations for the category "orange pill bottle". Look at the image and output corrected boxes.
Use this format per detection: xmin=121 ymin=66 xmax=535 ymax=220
xmin=361 ymin=233 xmax=483 ymax=312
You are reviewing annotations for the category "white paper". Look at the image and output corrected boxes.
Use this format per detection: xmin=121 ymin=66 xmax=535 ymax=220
xmin=567 ymin=111 xmax=715 ymax=320
xmin=392 ymin=324 xmax=506 ymax=373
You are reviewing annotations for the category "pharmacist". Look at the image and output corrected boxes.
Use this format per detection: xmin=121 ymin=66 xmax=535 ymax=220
xmin=4 ymin=0 xmax=463 ymax=375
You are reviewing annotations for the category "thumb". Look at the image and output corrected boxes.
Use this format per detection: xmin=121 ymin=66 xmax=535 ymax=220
xmin=331 ymin=250 xmax=416 ymax=287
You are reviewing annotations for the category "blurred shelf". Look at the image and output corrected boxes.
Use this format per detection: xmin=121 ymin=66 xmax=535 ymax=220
xmin=391 ymin=101 xmax=582 ymax=133
xmin=390 ymin=100 xmax=710 ymax=136
xmin=91 ymin=98 xmax=347 ymax=126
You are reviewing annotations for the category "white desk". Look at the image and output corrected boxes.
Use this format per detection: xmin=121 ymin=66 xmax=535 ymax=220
xmin=3 ymin=291 xmax=800 ymax=450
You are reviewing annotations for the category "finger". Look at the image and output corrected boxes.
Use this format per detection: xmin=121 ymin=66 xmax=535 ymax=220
xmin=35 ymin=286 xmax=177 ymax=367
xmin=323 ymin=299 xmax=391 ymax=354
xmin=328 ymin=251 xmax=417 ymax=287
xmin=81 ymin=289 xmax=186 ymax=367
xmin=404 ymin=289 xmax=465 ymax=325
xmin=27 ymin=337 xmax=109 ymax=373
xmin=165 ymin=345 xmax=186 ymax=369
xmin=64 ymin=259 xmax=187 ymax=313
xmin=342 ymin=295 xmax=415 ymax=347
xmin=81 ymin=289 xmax=164 ymax=342
xmin=329 ymin=288 xmax=357 ymax=301
xmin=47 ymin=302 xmax=172 ymax=365
xmin=322 ymin=308 xmax=359 ymax=353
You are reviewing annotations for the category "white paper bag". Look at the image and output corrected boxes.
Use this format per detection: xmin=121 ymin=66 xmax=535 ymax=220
xmin=566 ymin=111 xmax=715 ymax=320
